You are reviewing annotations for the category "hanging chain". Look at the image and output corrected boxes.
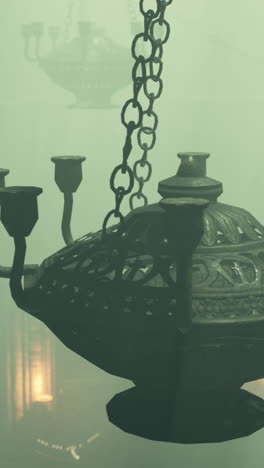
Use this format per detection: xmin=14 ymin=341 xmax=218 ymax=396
xmin=127 ymin=0 xmax=144 ymax=39
xmin=63 ymin=1 xmax=75 ymax=43
xmin=130 ymin=0 xmax=173 ymax=210
xmin=127 ymin=0 xmax=140 ymax=26
xmin=103 ymin=0 xmax=173 ymax=236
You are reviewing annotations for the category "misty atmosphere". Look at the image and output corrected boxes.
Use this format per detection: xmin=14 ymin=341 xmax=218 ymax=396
xmin=1 ymin=0 xmax=264 ymax=466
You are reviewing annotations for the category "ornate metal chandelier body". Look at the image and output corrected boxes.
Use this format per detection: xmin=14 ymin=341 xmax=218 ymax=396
xmin=22 ymin=1 xmax=139 ymax=108
xmin=2 ymin=0 xmax=264 ymax=445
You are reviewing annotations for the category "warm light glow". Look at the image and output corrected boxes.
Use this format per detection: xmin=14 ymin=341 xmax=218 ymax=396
xmin=30 ymin=337 xmax=55 ymax=408
xmin=6 ymin=313 xmax=56 ymax=428
xmin=35 ymin=394 xmax=54 ymax=403
xmin=32 ymin=374 xmax=54 ymax=402
xmin=33 ymin=374 xmax=44 ymax=399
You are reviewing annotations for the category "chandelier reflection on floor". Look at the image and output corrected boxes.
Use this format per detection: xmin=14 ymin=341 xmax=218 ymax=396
xmin=3 ymin=0 xmax=264 ymax=446
xmin=4 ymin=312 xmax=56 ymax=430
xmin=2 ymin=308 xmax=103 ymax=464
xmin=22 ymin=1 xmax=141 ymax=108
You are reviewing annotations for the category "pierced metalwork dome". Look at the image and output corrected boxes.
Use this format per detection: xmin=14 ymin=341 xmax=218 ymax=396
xmin=158 ymin=153 xmax=264 ymax=322
xmin=36 ymin=153 xmax=264 ymax=331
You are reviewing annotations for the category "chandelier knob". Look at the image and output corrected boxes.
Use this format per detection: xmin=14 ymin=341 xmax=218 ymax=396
xmin=158 ymin=152 xmax=223 ymax=201
xmin=176 ymin=152 xmax=210 ymax=177
xmin=0 ymin=186 xmax=42 ymax=238
xmin=159 ymin=196 xmax=209 ymax=209
xmin=51 ymin=156 xmax=86 ymax=193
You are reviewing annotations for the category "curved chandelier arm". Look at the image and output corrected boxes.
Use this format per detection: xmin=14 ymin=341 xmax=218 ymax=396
xmin=0 ymin=263 xmax=38 ymax=280
xmin=7 ymin=237 xmax=39 ymax=310
xmin=62 ymin=191 xmax=74 ymax=245
xmin=0 ymin=265 xmax=13 ymax=279
xmin=10 ymin=236 xmax=27 ymax=308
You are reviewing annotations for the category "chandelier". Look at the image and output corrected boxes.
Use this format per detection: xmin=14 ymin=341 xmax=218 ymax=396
xmin=2 ymin=0 xmax=264 ymax=445
xmin=21 ymin=0 xmax=142 ymax=108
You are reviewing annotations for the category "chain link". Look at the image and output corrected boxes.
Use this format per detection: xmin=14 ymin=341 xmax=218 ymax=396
xmin=63 ymin=1 xmax=75 ymax=43
xmin=130 ymin=1 xmax=172 ymax=210
xmin=103 ymin=0 xmax=173 ymax=234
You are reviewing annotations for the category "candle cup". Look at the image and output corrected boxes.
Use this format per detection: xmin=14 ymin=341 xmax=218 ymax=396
xmin=0 ymin=186 xmax=43 ymax=238
xmin=0 ymin=169 xmax=9 ymax=188
xmin=51 ymin=156 xmax=86 ymax=193
xmin=30 ymin=22 xmax=44 ymax=39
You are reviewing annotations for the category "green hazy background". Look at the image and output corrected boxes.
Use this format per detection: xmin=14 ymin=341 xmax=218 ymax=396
xmin=1 ymin=0 xmax=264 ymax=466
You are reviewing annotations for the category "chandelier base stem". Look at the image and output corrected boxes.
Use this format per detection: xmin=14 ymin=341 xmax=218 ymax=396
xmin=107 ymin=386 xmax=264 ymax=444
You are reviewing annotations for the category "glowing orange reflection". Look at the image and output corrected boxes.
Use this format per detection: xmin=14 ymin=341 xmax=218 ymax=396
xmin=6 ymin=312 xmax=56 ymax=429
